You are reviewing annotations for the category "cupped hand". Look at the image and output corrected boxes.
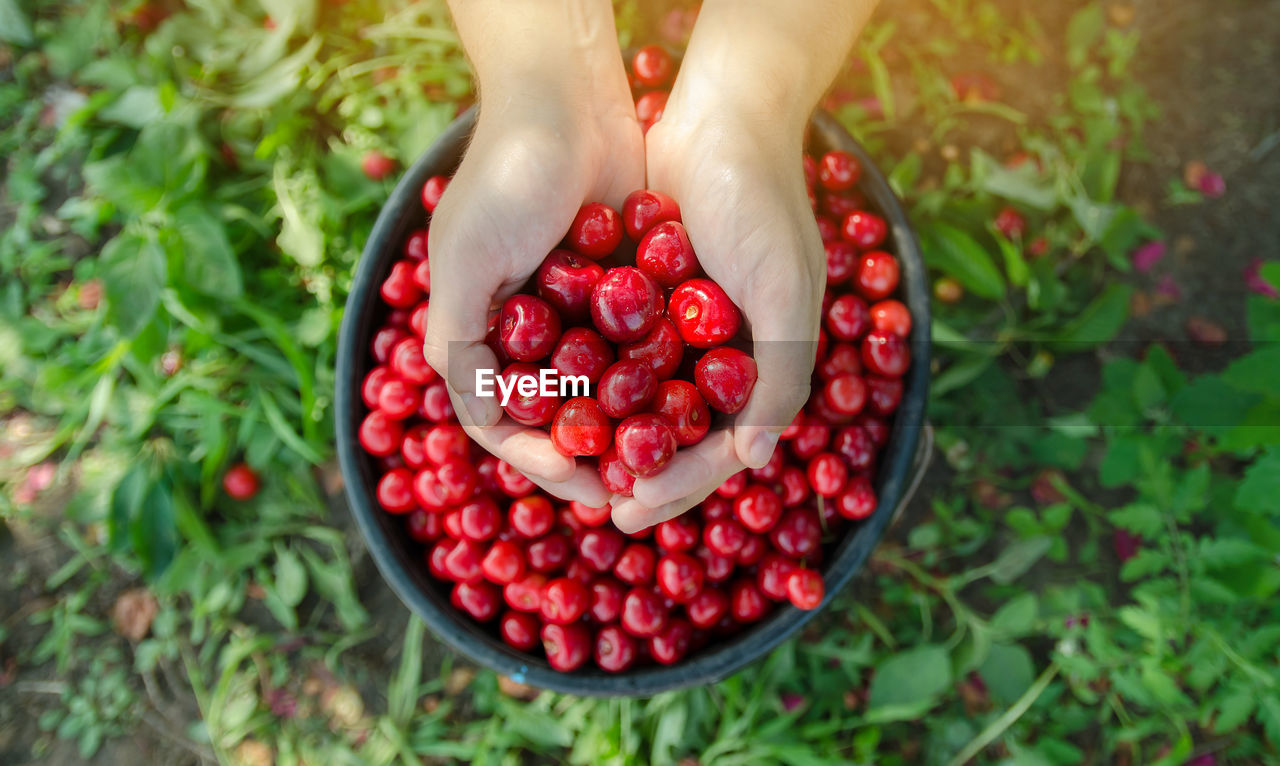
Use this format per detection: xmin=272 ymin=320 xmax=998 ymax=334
xmin=610 ymin=106 xmax=826 ymax=533
xmin=424 ymin=91 xmax=644 ymax=508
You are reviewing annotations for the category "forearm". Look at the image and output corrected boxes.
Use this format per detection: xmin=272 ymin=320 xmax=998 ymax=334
xmin=666 ymin=0 xmax=877 ymax=133
xmin=447 ymin=0 xmax=630 ymax=111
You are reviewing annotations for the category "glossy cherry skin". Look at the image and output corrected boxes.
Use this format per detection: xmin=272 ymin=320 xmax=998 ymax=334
xmin=818 ymin=342 xmax=863 ymax=380
xmin=541 ymin=623 xmax=591 ymax=671
xmin=807 ymin=452 xmax=849 ymax=497
xmin=590 ymin=267 xmax=664 ymax=344
xmin=614 ymin=413 xmax=677 ymax=478
xmin=376 ymin=468 xmax=416 ymax=513
xmin=451 ymin=581 xmax=500 ymax=621
xmin=481 ymin=540 xmax=526 ymax=585
xmin=566 ymin=202 xmax=623 ymax=259
xmin=412 ymin=258 xmax=431 ymax=291
xmin=498 ymin=363 xmax=561 ymax=426
xmin=371 ymin=326 xmax=408 ymax=364
xmin=408 ymin=301 xmax=430 ymax=337
xmin=733 ymin=484 xmax=783 ymax=534
xmin=703 ymin=517 xmax=749 ymax=558
xmin=540 ymin=577 xmax=589 ymax=625
xmin=649 ymin=618 xmax=693 ymax=665
xmin=694 ymin=348 xmax=758 ymax=414
xmin=634 ymin=90 xmax=668 ymax=125
xmin=509 ymin=496 xmax=555 ymax=538
xmin=994 ymin=205 xmax=1026 ymax=239
xmin=550 ymin=397 xmax=613 ymax=457
xmin=757 ymin=553 xmax=799 ymax=601
xmin=637 ymin=221 xmax=700 ymax=287
xmin=597 ymin=360 xmax=659 ymax=419
xmin=856 ymin=251 xmax=900 ymax=301
xmin=787 ymin=569 xmax=825 ymax=610
xmin=589 ymin=577 xmax=627 ymax=622
xmin=865 ymin=374 xmax=904 ymax=416
xmin=654 ymin=515 xmax=700 ymax=553
xmin=815 ymin=214 xmax=841 ymax=243
xmin=503 ymin=572 xmax=547 ymax=612
xmin=443 ymin=540 xmax=484 ymax=584
xmin=825 ymin=294 xmax=871 ymax=341
xmin=836 ymin=474 xmax=877 ymax=520
xmin=614 ymin=544 xmax=657 ymax=586
xmin=632 ymin=44 xmax=674 ymax=88
xmin=861 ymin=330 xmax=911 ymax=377
xmin=618 ymin=318 xmax=684 ymax=380
xmin=404 ymin=229 xmax=429 ymax=262
xmin=622 ymin=189 xmax=682 ymax=240
xmin=817 ymin=150 xmax=861 ymax=192
xmin=729 ymin=579 xmax=769 ymax=622
xmin=656 ymin=552 xmax=704 ymax=604
xmin=536 ymin=249 xmax=605 ymax=321
xmin=621 ymin=588 xmax=668 ymax=638
xmin=499 ymin=294 xmax=561 ymax=363
xmin=823 ymin=372 xmax=867 ymax=416
xmin=421 ymin=175 xmax=449 ymax=212
xmin=411 ymin=467 xmax=448 ymax=510
xmin=359 ymin=411 xmax=404 ymax=457
xmin=825 ymin=240 xmax=859 ymax=284
xmin=549 ymin=327 xmax=615 ymax=383
xmin=569 ymin=501 xmax=613 ymax=527
xmin=687 ymin=588 xmax=730 ymax=629
xmin=362 ymin=366 xmax=391 ymax=409
xmin=420 ymin=379 xmax=455 ymax=422
xmin=405 ymin=508 xmax=443 ymax=542
xmin=842 ymin=210 xmax=888 ymax=249
xmin=770 ymin=507 xmax=822 ymax=558
xmin=696 ymin=547 xmax=735 ymax=585
xmin=598 ymin=445 xmax=637 ymax=496
xmin=390 ymin=337 xmax=438 ymax=386
xmin=579 ymin=527 xmax=626 ymax=572
xmin=458 ymin=496 xmax=500 ymax=540
xmin=594 ymin=624 xmax=638 ymax=673
xmin=650 ymin=380 xmax=711 ymax=446
xmin=668 ymin=279 xmax=742 ymax=348
xmin=500 ymin=611 xmax=540 ymax=651
xmin=716 ymin=471 xmax=748 ymax=498
xmin=378 ymin=378 xmax=420 ymax=420
xmin=833 ymin=425 xmax=876 ymax=472
xmin=380 ymin=261 xmax=423 ymax=308
xmin=869 ymin=299 xmax=912 ymax=338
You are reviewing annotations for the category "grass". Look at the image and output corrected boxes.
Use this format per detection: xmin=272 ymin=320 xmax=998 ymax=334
xmin=1 ymin=0 xmax=1278 ymax=764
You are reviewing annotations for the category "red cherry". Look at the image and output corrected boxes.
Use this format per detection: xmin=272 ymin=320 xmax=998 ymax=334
xmin=422 ymin=424 xmax=467 ymax=465
xmin=634 ymin=90 xmax=668 ymax=125
xmin=621 ymin=588 xmax=668 ymax=637
xmin=380 ymin=261 xmax=423 ymax=308
xmin=499 ymin=294 xmax=561 ymax=363
xmin=825 ymin=240 xmax=859 ymax=284
xmin=862 ymin=330 xmax=911 ymax=377
xmin=734 ymin=484 xmax=783 ymax=534
xmin=669 ymin=278 xmax=742 ymax=348
xmin=703 ymin=517 xmax=749 ymax=557
xmin=361 ymin=151 xmax=396 ymax=181
xmin=371 ymin=326 xmax=408 ymax=365
xmin=458 ymin=496 xmax=500 ymax=540
xmin=803 ymin=154 xmax=818 ymax=187
xmin=687 ymin=588 xmax=729 ymax=629
xmin=390 ymin=337 xmax=438 ymax=386
xmin=480 ymin=540 xmax=525 ymax=585
xmin=737 ymin=534 xmax=766 ymax=566
xmin=729 ymin=579 xmax=769 ymax=622
xmin=362 ymin=366 xmax=392 ymax=409
xmin=411 ymin=467 xmax=447 ymax=510
xmin=408 ymin=301 xmax=430 ymax=337
xmin=503 ymin=572 xmax=546 ymax=612
xmin=359 ymin=411 xmax=404 ymax=457
xmin=618 ymin=318 xmax=684 ymax=380
xmin=541 ymin=623 xmax=591 ymax=671
xmin=549 ymin=327 xmax=615 ymax=383
xmin=579 ymin=528 xmax=626 ymax=573
xmin=597 ymin=360 xmax=659 ymax=419
xmin=406 ymin=508 xmax=442 ymax=542
xmin=836 ymin=474 xmax=877 ymax=520
xmin=716 ymin=471 xmax=748 ymax=498
xmin=856 ymin=251 xmax=900 ymax=301
xmin=865 ymin=375 xmax=904 ymax=416
xmin=787 ymin=569 xmax=825 ymax=610
xmin=404 ymin=229 xmax=429 ymax=262
xmin=656 ymin=552 xmax=704 ymax=604
xmin=749 ymin=448 xmax=785 ymax=482
xmin=444 ymin=540 xmax=484 ymax=584
xmin=649 ymin=380 xmax=711 ymax=447
xmin=770 ymin=507 xmax=822 ymax=558
xmin=807 ymin=453 xmax=848 ymax=498
xmin=589 ymin=576 xmax=626 ymax=622
xmin=637 ymin=221 xmax=700 ymax=287
xmin=509 ymin=496 xmax=555 ymax=538
xmin=590 ymin=267 xmax=663 ymax=343
xmin=632 ymin=44 xmax=673 ymax=88
xmin=757 ymin=553 xmax=799 ymax=601
xmin=428 ymin=539 xmax=456 ymax=580
xmin=614 ymin=413 xmax=677 ymax=478
xmin=222 ymin=463 xmax=260 ymax=500
xmin=823 ymin=372 xmax=867 ymax=416
xmin=536 ymin=249 xmax=605 ymax=321
xmin=549 ymin=397 xmax=612 ymax=457
xmin=870 ymin=299 xmax=911 ymax=338
xmin=435 ymin=458 xmax=477 ymax=505
xmin=788 ymin=416 xmax=830 ymax=459
xmin=595 ymin=624 xmax=638 ymax=673
xmin=694 ymin=348 xmax=758 ymax=414
xmin=622 ymin=189 xmax=681 ymax=240
xmin=376 ymin=468 xmax=416 ymax=513
xmin=566 ymin=202 xmax=623 ymax=259
xmin=856 ymin=413 xmax=890 ymax=447
xmin=569 ymin=501 xmax=612 ymax=527
xmin=819 ymin=342 xmax=863 ymax=380
xmin=649 ymin=618 xmax=693 ymax=665
xmin=421 ymin=175 xmax=449 ymax=212
xmin=825 ymin=294 xmax=871 ymax=341
xmin=817 ymin=150 xmax=861 ymax=191
xmin=540 ymin=577 xmax=590 ymax=625
xmin=613 ymin=544 xmax=657 ymax=586
xmin=451 ymin=581 xmax=500 ymax=621
xmin=527 ymin=532 xmax=572 ymax=573
xmin=377 ymin=379 xmax=420 ymax=420
xmin=498 ymin=362 xmax=561 ymax=426
xmin=833 ymin=426 xmax=875 ymax=471
xmin=654 ymin=515 xmax=700 ymax=553
xmin=412 ymin=259 xmax=431 ymax=291
xmin=499 ymin=611 xmax=539 ymax=650
xmin=420 ymin=380 xmax=454 ymax=422
xmin=842 ymin=211 xmax=888 ymax=249
xmin=598 ymin=446 xmax=636 ymax=497
xmin=994 ymin=205 xmax=1026 ymax=239
xmin=696 ymin=547 xmax=735 ymax=584
xmin=815 ymin=215 xmax=841 ymax=243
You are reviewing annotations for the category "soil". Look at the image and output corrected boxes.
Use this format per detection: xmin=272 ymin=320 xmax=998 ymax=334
xmin=2 ymin=0 xmax=1278 ymax=762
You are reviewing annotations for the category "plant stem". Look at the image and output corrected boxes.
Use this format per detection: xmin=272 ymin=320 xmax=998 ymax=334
xmin=945 ymin=660 xmax=1060 ymax=766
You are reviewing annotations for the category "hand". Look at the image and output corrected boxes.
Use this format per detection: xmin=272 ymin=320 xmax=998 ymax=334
xmin=424 ymin=75 xmax=644 ymax=508
xmin=610 ymin=99 xmax=825 ymax=533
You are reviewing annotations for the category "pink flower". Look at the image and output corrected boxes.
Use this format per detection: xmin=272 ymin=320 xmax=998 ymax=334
xmin=1114 ymin=529 xmax=1142 ymax=562
xmin=1198 ymin=172 xmax=1226 ymax=198
xmin=780 ymin=692 xmax=807 ymax=712
xmin=1244 ymin=258 xmax=1279 ymax=299
xmin=1130 ymin=241 xmax=1166 ymax=273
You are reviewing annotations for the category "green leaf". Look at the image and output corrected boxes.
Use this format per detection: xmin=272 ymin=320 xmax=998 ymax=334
xmin=1236 ymin=448 xmax=1280 ymax=514
xmin=1197 ymin=538 xmax=1268 ymax=570
xmin=1214 ymin=685 xmax=1257 ymax=733
xmin=172 ymin=205 xmax=243 ymax=299
xmin=1066 ymin=4 xmax=1105 ymax=68
xmin=993 ymin=233 xmax=1029 ymax=287
xmin=273 ymin=546 xmax=307 ymax=607
xmin=990 ymin=537 xmax=1052 ymax=584
xmin=977 ymin=643 xmax=1035 ymax=705
xmin=1221 ymin=346 xmax=1280 ymax=394
xmin=1108 ymin=503 xmax=1163 ymax=537
xmin=1247 ymin=294 xmax=1280 ymax=342
xmin=1172 ymin=376 xmax=1260 ymax=432
xmin=108 ymin=466 xmax=149 ymax=555
xmin=919 ymin=221 xmax=1006 ymax=300
xmin=972 ymin=149 xmax=1056 ymax=210
xmin=0 ymin=0 xmax=34 ymax=45
xmin=866 ymin=645 xmax=951 ymax=720
xmin=991 ymin=593 xmax=1038 ymax=637
xmin=1048 ymin=284 xmax=1132 ymax=349
xmin=132 ymin=480 xmax=177 ymax=579
xmin=100 ymin=233 xmax=167 ymax=336
xmin=1261 ymin=696 xmax=1280 ymax=747
xmin=932 ymin=354 xmax=997 ymax=397
xmin=97 ymin=86 xmax=165 ymax=129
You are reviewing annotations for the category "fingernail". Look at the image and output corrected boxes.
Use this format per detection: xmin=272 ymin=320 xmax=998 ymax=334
xmin=749 ymin=431 xmax=780 ymax=467
xmin=463 ymin=393 xmax=493 ymax=427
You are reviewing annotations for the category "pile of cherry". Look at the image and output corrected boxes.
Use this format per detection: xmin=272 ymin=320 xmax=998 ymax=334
xmin=352 ymin=45 xmax=913 ymax=674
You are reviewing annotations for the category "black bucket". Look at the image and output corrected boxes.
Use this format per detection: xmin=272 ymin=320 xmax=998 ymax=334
xmin=335 ymin=107 xmax=932 ymax=697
